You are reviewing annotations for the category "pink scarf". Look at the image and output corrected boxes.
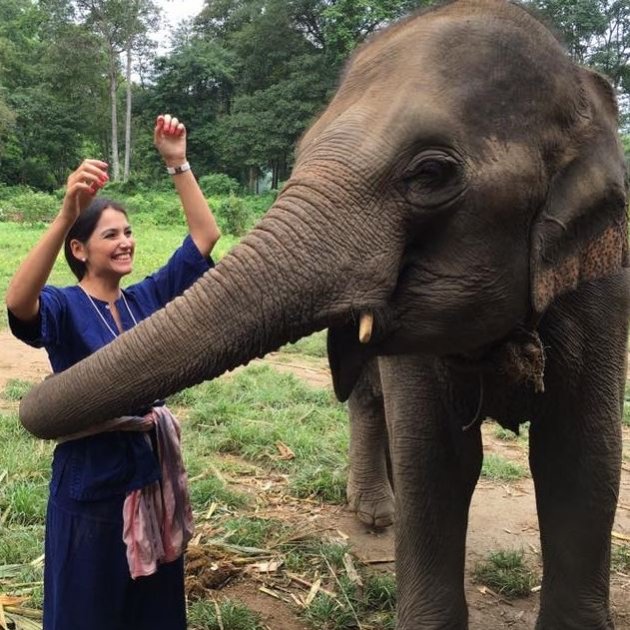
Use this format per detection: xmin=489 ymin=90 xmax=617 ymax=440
xmin=57 ymin=407 xmax=194 ymax=579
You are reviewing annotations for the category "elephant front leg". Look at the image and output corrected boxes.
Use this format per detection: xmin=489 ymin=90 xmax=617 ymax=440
xmin=531 ymin=283 xmax=628 ymax=630
xmin=530 ymin=396 xmax=620 ymax=630
xmin=380 ymin=356 xmax=482 ymax=630
xmin=346 ymin=360 xmax=395 ymax=528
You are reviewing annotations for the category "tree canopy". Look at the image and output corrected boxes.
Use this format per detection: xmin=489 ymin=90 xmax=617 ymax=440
xmin=0 ymin=0 xmax=628 ymax=190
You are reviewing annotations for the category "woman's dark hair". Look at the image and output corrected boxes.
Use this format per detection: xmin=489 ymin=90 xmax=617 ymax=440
xmin=64 ymin=197 xmax=128 ymax=280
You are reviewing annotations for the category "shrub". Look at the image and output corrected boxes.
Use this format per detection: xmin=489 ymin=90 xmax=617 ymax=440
xmin=198 ymin=173 xmax=240 ymax=196
xmin=242 ymin=192 xmax=276 ymax=221
xmin=101 ymin=179 xmax=148 ymax=196
xmin=217 ymin=194 xmax=251 ymax=236
xmin=123 ymin=192 xmax=185 ymax=226
xmin=0 ymin=190 xmax=59 ymax=223
xmin=0 ymin=184 xmax=32 ymax=200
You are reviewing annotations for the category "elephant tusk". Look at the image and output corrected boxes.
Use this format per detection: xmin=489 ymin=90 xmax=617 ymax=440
xmin=359 ymin=312 xmax=374 ymax=344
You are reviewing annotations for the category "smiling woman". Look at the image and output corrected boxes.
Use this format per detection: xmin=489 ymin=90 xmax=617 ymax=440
xmin=4 ymin=113 xmax=221 ymax=630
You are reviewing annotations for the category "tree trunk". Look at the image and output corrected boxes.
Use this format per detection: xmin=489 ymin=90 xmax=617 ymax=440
xmin=248 ymin=166 xmax=257 ymax=193
xmin=109 ymin=53 xmax=120 ymax=181
xmin=124 ymin=45 xmax=133 ymax=182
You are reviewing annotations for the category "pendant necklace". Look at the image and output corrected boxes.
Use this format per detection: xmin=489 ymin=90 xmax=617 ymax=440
xmin=79 ymin=285 xmax=139 ymax=340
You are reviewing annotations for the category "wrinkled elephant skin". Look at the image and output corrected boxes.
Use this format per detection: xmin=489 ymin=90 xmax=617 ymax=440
xmin=20 ymin=1 xmax=630 ymax=627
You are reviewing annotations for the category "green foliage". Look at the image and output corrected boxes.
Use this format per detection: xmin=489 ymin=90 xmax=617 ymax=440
xmin=0 ymin=190 xmax=59 ymax=223
xmin=199 ymin=172 xmax=241 ymax=196
xmin=529 ymin=0 xmax=630 ymax=101
xmin=2 ymin=0 xmax=627 ymax=191
xmin=242 ymin=192 xmax=276 ymax=220
xmin=122 ymin=191 xmax=186 ymax=226
xmin=0 ymin=183 xmax=32 ymax=200
xmin=319 ymin=0 xmax=435 ymax=66
xmin=217 ymin=194 xmax=251 ymax=236
xmin=473 ymin=549 xmax=537 ymax=597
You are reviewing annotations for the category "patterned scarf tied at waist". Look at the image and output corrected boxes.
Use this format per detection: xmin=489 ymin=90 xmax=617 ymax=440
xmin=57 ymin=406 xmax=194 ymax=579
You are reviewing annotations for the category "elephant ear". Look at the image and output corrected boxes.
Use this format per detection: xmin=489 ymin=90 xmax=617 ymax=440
xmin=530 ymin=68 xmax=629 ymax=319
xmin=327 ymin=323 xmax=373 ymax=402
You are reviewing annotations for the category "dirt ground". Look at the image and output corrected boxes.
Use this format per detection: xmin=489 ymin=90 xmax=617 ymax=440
xmin=1 ymin=330 xmax=629 ymax=629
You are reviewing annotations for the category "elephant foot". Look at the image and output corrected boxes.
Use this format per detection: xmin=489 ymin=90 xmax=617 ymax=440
xmin=535 ymin=610 xmax=615 ymax=629
xmin=346 ymin=480 xmax=395 ymax=528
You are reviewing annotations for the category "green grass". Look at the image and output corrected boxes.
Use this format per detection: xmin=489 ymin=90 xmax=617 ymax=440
xmin=187 ymin=474 xmax=250 ymax=512
xmin=623 ymin=387 xmax=630 ymax=427
xmin=301 ymin=570 xmax=396 ymax=630
xmin=612 ymin=545 xmax=630 ymax=572
xmin=2 ymin=379 xmax=34 ymax=401
xmin=492 ymin=425 xmax=518 ymax=441
xmin=473 ymin=549 xmax=537 ymax=598
xmin=492 ymin=421 xmax=530 ymax=444
xmin=221 ymin=516 xmax=290 ymax=548
xmin=281 ymin=537 xmax=350 ymax=574
xmin=363 ymin=572 xmax=397 ymax=612
xmin=0 ymin=411 xmax=47 ymax=610
xmin=280 ymin=331 xmax=327 ymax=358
xmin=182 ymin=365 xmax=349 ymax=502
xmin=481 ymin=454 xmax=529 ymax=482
xmin=188 ymin=599 xmax=265 ymax=630
xmin=0 ymin=412 xmax=51 ymax=529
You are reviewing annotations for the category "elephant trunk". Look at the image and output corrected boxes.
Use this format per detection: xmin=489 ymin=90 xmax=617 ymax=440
xmin=20 ymin=183 xmax=400 ymax=439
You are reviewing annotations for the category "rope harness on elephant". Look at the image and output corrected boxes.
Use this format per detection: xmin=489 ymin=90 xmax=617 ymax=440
xmin=452 ymin=327 xmax=546 ymax=432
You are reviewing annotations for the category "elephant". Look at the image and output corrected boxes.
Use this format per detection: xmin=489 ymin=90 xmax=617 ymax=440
xmin=18 ymin=0 xmax=630 ymax=627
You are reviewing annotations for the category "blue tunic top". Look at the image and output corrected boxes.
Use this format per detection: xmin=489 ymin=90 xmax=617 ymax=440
xmin=8 ymin=235 xmax=213 ymax=506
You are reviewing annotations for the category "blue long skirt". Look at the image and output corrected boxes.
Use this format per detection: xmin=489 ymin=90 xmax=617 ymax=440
xmin=43 ymin=439 xmax=186 ymax=630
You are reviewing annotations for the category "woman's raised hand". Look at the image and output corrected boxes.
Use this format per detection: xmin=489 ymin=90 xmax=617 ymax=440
xmin=154 ymin=114 xmax=187 ymax=167
xmin=61 ymin=160 xmax=109 ymax=222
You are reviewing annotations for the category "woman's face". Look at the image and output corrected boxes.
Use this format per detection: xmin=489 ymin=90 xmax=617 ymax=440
xmin=78 ymin=207 xmax=136 ymax=280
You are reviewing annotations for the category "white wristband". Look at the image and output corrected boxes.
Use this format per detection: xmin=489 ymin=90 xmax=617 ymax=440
xmin=166 ymin=161 xmax=191 ymax=175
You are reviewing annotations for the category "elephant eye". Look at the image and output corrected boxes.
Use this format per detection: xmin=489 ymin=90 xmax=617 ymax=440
xmin=403 ymin=154 xmax=463 ymax=208
xmin=407 ymin=157 xmax=457 ymax=187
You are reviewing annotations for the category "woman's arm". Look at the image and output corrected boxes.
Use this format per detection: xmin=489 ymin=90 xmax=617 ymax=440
xmin=154 ymin=114 xmax=221 ymax=258
xmin=5 ymin=160 xmax=108 ymax=322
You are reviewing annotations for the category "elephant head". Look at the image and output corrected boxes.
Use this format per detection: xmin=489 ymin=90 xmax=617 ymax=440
xmin=20 ymin=0 xmax=628 ymax=438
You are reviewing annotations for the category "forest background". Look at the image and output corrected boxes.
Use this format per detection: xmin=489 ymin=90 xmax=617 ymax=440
xmin=0 ymin=0 xmax=629 ymax=207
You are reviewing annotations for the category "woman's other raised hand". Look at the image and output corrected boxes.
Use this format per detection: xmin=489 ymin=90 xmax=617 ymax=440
xmin=61 ymin=159 xmax=109 ymax=222
xmin=154 ymin=114 xmax=187 ymax=168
